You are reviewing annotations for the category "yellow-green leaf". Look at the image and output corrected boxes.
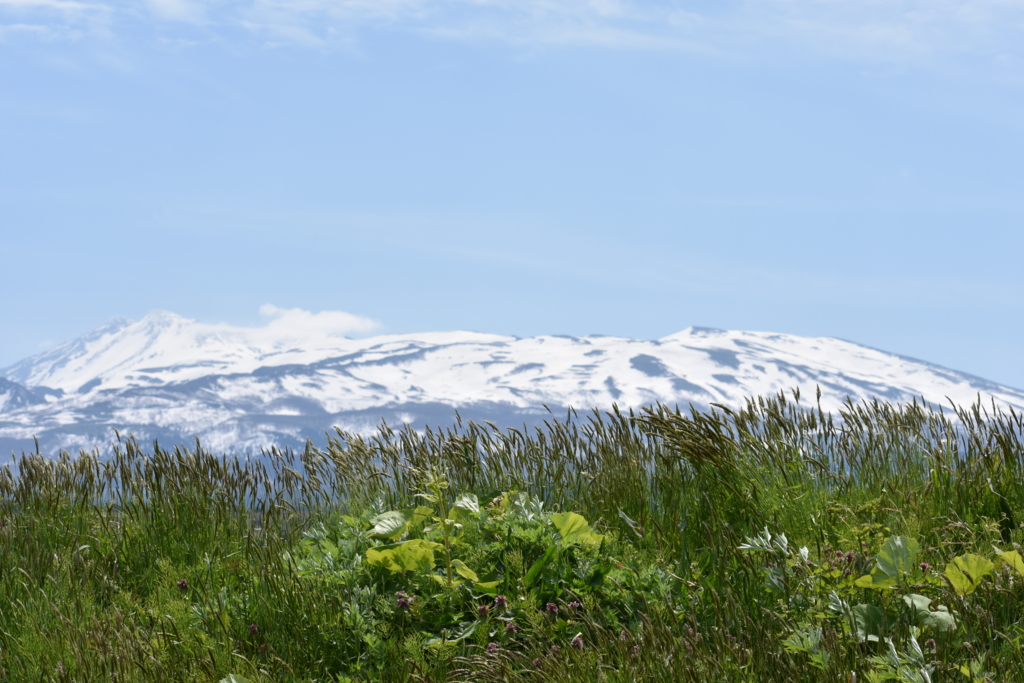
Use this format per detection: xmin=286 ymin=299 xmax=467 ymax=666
xmin=854 ymin=569 xmax=896 ymax=589
xmin=550 ymin=512 xmax=605 ymax=546
xmin=366 ymin=539 xmax=442 ymax=574
xmin=451 ymin=559 xmax=480 ymax=583
xmin=999 ymin=550 xmax=1024 ymax=577
xmin=944 ymin=554 xmax=995 ymax=596
xmin=854 ymin=574 xmax=876 ymax=588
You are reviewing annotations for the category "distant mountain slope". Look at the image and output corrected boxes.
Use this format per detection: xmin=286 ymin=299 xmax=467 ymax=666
xmin=3 ymin=311 xmax=1023 ymax=457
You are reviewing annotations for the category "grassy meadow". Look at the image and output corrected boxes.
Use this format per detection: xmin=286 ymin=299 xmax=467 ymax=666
xmin=3 ymin=392 xmax=1024 ymax=682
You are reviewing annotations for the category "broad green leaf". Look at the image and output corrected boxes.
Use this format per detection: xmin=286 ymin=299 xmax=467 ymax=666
xmin=854 ymin=569 xmax=897 ymax=590
xmin=851 ymin=603 xmax=890 ymax=643
xmin=475 ymin=580 xmax=500 ymax=595
xmin=451 ymin=559 xmax=480 ymax=583
xmin=999 ymin=550 xmax=1024 ymax=577
xmin=945 ymin=554 xmax=995 ymax=596
xmin=369 ymin=507 xmax=431 ymax=540
xmin=920 ymin=605 xmax=956 ymax=632
xmin=903 ymin=594 xmax=956 ymax=632
xmin=853 ymin=574 xmax=875 ymax=588
xmin=875 ymin=535 xmax=920 ymax=580
xmin=450 ymin=493 xmax=480 ymax=520
xmin=550 ymin=512 xmax=605 ymax=546
xmin=369 ymin=511 xmax=412 ymax=539
xmin=524 ymin=545 xmax=558 ymax=587
xmin=366 ymin=539 xmax=442 ymax=574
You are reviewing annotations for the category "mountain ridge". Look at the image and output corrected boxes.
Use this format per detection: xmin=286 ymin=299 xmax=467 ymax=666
xmin=3 ymin=311 xmax=1023 ymax=458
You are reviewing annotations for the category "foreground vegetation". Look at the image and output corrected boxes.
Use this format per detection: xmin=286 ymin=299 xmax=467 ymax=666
xmin=3 ymin=392 xmax=1024 ymax=681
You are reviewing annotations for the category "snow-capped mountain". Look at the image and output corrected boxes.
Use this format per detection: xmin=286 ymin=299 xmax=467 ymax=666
xmin=3 ymin=310 xmax=1023 ymax=457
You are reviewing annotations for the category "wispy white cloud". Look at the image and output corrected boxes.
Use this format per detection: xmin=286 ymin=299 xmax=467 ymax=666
xmin=258 ymin=304 xmax=381 ymax=336
xmin=0 ymin=0 xmax=111 ymax=41
xmin=144 ymin=0 xmax=203 ymax=22
xmin=3 ymin=0 xmax=1024 ymax=69
xmin=0 ymin=0 xmax=99 ymax=10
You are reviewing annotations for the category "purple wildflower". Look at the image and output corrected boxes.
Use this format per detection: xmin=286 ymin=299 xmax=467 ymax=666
xmin=920 ymin=562 xmax=930 ymax=572
xmin=550 ymin=645 xmax=561 ymax=655
xmin=494 ymin=595 xmax=508 ymax=610
xmin=567 ymin=601 xmax=582 ymax=610
xmin=630 ymin=644 xmax=640 ymax=660
xmin=845 ymin=551 xmax=855 ymax=562
xmin=249 ymin=624 xmax=259 ymax=636
xmin=836 ymin=550 xmax=844 ymax=558
xmin=397 ymin=597 xmax=411 ymax=610
xmin=505 ymin=622 xmax=518 ymax=634
xmin=571 ymin=635 xmax=584 ymax=650
xmin=486 ymin=642 xmax=498 ymax=653
xmin=532 ymin=658 xmax=542 ymax=668
xmin=546 ymin=602 xmax=558 ymax=616
xmin=925 ymin=638 xmax=936 ymax=651
xmin=478 ymin=604 xmax=489 ymax=619
xmin=177 ymin=579 xmax=188 ymax=591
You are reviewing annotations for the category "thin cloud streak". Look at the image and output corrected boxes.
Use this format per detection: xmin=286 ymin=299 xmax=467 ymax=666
xmin=3 ymin=0 xmax=1024 ymax=69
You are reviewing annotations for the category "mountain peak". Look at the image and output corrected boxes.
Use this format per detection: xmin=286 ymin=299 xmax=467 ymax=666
xmin=3 ymin=312 xmax=1023 ymax=456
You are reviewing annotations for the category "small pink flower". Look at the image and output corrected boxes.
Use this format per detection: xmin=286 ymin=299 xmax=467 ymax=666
xmin=486 ymin=642 xmax=498 ymax=653
xmin=505 ymin=622 xmax=518 ymax=634
xmin=177 ymin=579 xmax=188 ymax=591
xmin=920 ymin=562 xmax=930 ymax=572
xmin=571 ymin=635 xmax=584 ymax=650
xmin=249 ymin=624 xmax=259 ymax=636
xmin=478 ymin=604 xmax=489 ymax=619
xmin=546 ymin=603 xmax=558 ymax=616
xmin=494 ymin=595 xmax=508 ymax=610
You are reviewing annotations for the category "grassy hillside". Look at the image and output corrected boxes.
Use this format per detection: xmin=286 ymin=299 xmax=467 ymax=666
xmin=3 ymin=392 xmax=1024 ymax=682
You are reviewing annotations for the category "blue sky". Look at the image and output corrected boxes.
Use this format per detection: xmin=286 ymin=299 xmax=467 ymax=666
xmin=2 ymin=0 xmax=1024 ymax=388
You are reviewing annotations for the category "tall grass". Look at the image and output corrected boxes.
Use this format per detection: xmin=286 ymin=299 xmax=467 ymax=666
xmin=2 ymin=392 xmax=1024 ymax=681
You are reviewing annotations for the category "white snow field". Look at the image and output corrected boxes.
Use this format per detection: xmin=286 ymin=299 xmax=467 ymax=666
xmin=3 ymin=311 xmax=1022 ymax=455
